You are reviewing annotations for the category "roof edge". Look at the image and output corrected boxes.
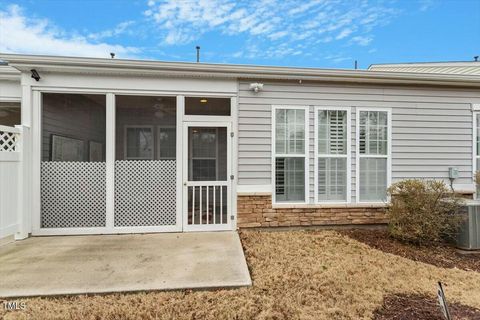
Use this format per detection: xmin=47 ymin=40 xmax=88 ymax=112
xmin=2 ymin=53 xmax=480 ymax=88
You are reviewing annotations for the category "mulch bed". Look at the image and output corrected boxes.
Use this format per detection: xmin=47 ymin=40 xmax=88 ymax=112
xmin=341 ymin=229 xmax=480 ymax=272
xmin=373 ymin=294 xmax=480 ymax=320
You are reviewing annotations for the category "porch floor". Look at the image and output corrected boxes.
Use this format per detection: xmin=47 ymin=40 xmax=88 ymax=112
xmin=0 ymin=232 xmax=251 ymax=298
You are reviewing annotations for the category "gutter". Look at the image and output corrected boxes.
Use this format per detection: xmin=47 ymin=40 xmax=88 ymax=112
xmin=2 ymin=53 xmax=480 ymax=88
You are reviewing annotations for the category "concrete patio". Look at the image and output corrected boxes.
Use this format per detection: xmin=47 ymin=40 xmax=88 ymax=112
xmin=0 ymin=232 xmax=251 ymax=298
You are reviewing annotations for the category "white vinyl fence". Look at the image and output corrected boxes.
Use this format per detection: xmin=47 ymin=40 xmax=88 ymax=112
xmin=0 ymin=125 xmax=27 ymax=240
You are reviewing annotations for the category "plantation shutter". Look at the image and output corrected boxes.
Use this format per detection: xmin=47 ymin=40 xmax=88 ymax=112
xmin=317 ymin=110 xmax=348 ymax=202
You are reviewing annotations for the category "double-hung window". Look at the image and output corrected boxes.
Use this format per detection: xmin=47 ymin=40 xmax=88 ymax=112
xmin=357 ymin=109 xmax=391 ymax=202
xmin=273 ymin=106 xmax=308 ymax=203
xmin=315 ymin=107 xmax=351 ymax=203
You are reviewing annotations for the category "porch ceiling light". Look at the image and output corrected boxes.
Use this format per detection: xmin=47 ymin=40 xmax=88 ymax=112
xmin=200 ymin=99 xmax=208 ymax=103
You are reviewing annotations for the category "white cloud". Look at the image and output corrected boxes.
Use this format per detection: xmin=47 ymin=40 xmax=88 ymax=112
xmin=288 ymin=0 xmax=324 ymax=15
xmin=336 ymin=28 xmax=354 ymax=40
xmin=419 ymin=0 xmax=435 ymax=11
xmin=324 ymin=53 xmax=351 ymax=64
xmin=351 ymin=36 xmax=373 ymax=46
xmin=88 ymin=21 xmax=135 ymax=41
xmin=145 ymin=0 xmax=400 ymax=58
xmin=0 ymin=5 xmax=140 ymax=58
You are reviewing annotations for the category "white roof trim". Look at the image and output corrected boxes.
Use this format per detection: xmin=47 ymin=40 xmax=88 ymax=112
xmin=0 ymin=65 xmax=21 ymax=81
xmin=2 ymin=53 xmax=480 ymax=87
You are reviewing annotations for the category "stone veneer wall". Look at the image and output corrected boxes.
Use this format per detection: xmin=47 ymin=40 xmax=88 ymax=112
xmin=237 ymin=195 xmax=388 ymax=228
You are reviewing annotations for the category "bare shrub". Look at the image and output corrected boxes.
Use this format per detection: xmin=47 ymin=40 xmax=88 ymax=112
xmin=474 ymin=171 xmax=480 ymax=195
xmin=387 ymin=179 xmax=464 ymax=245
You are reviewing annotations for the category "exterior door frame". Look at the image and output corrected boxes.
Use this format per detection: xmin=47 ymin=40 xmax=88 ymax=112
xmin=182 ymin=121 xmax=233 ymax=232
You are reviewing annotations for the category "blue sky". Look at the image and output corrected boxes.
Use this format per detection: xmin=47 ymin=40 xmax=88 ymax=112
xmin=0 ymin=0 xmax=479 ymax=69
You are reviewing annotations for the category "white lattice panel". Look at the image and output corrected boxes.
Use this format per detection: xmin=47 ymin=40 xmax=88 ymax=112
xmin=0 ymin=130 xmax=18 ymax=152
xmin=114 ymin=160 xmax=177 ymax=227
xmin=41 ymin=162 xmax=106 ymax=228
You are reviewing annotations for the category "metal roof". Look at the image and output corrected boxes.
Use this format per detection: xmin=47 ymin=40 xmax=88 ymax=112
xmin=369 ymin=61 xmax=480 ymax=76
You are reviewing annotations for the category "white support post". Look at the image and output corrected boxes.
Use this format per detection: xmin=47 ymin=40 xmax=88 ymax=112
xmin=177 ymin=95 xmax=184 ymax=230
xmin=15 ymin=75 xmax=35 ymax=240
xmin=31 ymin=90 xmax=41 ymax=233
xmin=106 ymin=93 xmax=115 ymax=230
xmin=14 ymin=125 xmax=26 ymax=240
xmin=231 ymin=96 xmax=238 ymax=230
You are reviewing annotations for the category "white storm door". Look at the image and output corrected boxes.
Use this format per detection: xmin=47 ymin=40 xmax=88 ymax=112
xmin=182 ymin=122 xmax=232 ymax=231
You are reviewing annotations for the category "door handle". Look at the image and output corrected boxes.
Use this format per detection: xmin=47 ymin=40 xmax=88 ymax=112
xmin=183 ymin=182 xmax=187 ymax=186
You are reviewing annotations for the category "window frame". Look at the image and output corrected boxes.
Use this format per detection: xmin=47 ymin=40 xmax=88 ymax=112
xmin=355 ymin=107 xmax=392 ymax=204
xmin=314 ymin=106 xmax=351 ymax=204
xmin=123 ymin=125 xmax=154 ymax=160
xmin=271 ymin=105 xmax=309 ymax=205
xmin=473 ymin=108 xmax=480 ymax=197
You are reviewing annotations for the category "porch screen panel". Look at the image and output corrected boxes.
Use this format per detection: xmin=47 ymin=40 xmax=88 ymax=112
xmin=114 ymin=96 xmax=177 ymax=227
xmin=41 ymin=93 xmax=106 ymax=228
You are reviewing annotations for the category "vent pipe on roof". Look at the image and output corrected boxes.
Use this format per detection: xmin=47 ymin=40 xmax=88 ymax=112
xmin=196 ymin=46 xmax=200 ymax=63
xmin=475 ymin=56 xmax=479 ymax=62
xmin=354 ymin=60 xmax=358 ymax=70
xmin=110 ymin=52 xmax=115 ymax=59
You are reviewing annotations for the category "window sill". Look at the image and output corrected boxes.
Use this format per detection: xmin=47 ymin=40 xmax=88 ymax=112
xmin=272 ymin=203 xmax=388 ymax=209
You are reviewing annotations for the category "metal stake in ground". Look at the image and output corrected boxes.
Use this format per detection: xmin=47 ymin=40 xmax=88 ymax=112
xmin=437 ymin=281 xmax=452 ymax=320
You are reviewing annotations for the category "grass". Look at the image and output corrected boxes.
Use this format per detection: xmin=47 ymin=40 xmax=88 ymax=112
xmin=1 ymin=230 xmax=480 ymax=320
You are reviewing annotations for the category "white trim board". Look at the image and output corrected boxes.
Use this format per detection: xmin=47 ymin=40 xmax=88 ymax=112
xmin=237 ymin=185 xmax=272 ymax=194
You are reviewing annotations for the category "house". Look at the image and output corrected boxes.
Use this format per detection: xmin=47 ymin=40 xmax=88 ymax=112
xmin=1 ymin=53 xmax=480 ymax=241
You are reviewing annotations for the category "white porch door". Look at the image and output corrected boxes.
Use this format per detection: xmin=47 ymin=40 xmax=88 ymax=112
xmin=182 ymin=122 xmax=232 ymax=231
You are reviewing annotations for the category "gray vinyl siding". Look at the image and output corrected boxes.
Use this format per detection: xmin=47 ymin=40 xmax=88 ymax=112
xmin=237 ymin=80 xmax=480 ymax=203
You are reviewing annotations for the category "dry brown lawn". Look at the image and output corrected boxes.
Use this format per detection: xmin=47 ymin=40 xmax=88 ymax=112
xmin=1 ymin=230 xmax=480 ymax=320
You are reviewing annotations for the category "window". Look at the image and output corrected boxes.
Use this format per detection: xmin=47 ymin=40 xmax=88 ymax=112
xmin=315 ymin=108 xmax=351 ymax=203
xmin=0 ymin=102 xmax=21 ymax=126
xmin=185 ymin=97 xmax=231 ymax=116
xmin=475 ymin=113 xmax=480 ymax=174
xmin=273 ymin=106 xmax=308 ymax=203
xmin=124 ymin=126 xmax=154 ymax=160
xmin=157 ymin=126 xmax=176 ymax=160
xmin=357 ymin=109 xmax=391 ymax=202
